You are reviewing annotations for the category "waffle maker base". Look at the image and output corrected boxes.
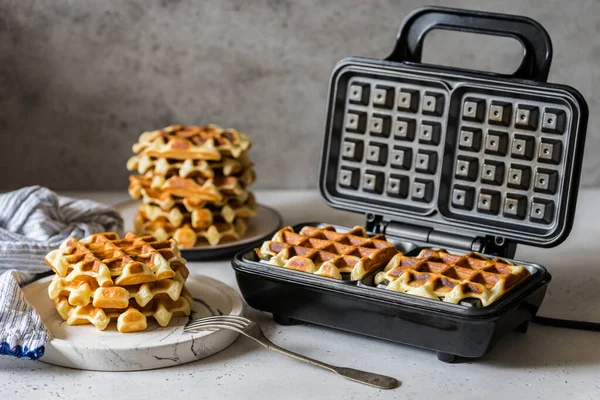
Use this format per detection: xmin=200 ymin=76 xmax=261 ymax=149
xmin=232 ymin=222 xmax=550 ymax=362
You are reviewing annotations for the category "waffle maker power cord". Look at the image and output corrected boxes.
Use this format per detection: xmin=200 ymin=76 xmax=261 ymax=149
xmin=532 ymin=316 xmax=600 ymax=332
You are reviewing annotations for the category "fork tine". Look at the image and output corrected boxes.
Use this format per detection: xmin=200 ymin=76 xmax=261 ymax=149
xmin=186 ymin=321 xmax=246 ymax=330
xmin=185 ymin=319 xmax=247 ymax=331
xmin=183 ymin=324 xmax=221 ymax=333
xmin=184 ymin=325 xmax=219 ymax=333
xmin=186 ymin=316 xmax=248 ymax=326
xmin=186 ymin=315 xmax=251 ymax=329
xmin=213 ymin=315 xmax=252 ymax=322
xmin=186 ymin=319 xmax=244 ymax=329
xmin=191 ymin=315 xmax=252 ymax=324
xmin=184 ymin=323 xmax=244 ymax=334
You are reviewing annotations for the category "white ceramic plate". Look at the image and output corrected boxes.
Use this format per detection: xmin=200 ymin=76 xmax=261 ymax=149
xmin=22 ymin=275 xmax=243 ymax=371
xmin=117 ymin=201 xmax=282 ymax=260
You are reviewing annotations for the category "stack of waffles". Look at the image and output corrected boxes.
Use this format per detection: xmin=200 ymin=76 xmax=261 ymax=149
xmin=45 ymin=232 xmax=193 ymax=333
xmin=256 ymin=225 xmax=398 ymax=280
xmin=127 ymin=124 xmax=257 ymax=247
xmin=375 ymin=249 xmax=531 ymax=306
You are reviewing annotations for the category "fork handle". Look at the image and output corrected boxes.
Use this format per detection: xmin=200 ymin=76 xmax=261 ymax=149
xmin=331 ymin=366 xmax=399 ymax=389
xmin=246 ymin=334 xmax=399 ymax=389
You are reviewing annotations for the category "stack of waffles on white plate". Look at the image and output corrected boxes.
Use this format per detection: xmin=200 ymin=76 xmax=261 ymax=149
xmin=45 ymin=232 xmax=192 ymax=332
xmin=127 ymin=124 xmax=257 ymax=247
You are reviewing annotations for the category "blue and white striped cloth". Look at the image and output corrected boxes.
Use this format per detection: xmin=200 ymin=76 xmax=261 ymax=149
xmin=0 ymin=186 xmax=123 ymax=360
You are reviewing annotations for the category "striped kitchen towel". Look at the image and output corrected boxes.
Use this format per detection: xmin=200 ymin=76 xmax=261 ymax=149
xmin=0 ymin=186 xmax=123 ymax=360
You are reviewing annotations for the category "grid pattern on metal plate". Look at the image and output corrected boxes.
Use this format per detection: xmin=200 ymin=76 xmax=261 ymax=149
xmin=336 ymin=76 xmax=449 ymax=213
xmin=328 ymin=70 xmax=575 ymax=236
xmin=447 ymin=89 xmax=570 ymax=227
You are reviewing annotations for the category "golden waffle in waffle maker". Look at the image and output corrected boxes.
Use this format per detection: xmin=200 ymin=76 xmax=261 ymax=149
xmin=231 ymin=6 xmax=589 ymax=362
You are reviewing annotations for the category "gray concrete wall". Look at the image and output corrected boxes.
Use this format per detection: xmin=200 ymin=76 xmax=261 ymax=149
xmin=1 ymin=0 xmax=598 ymax=190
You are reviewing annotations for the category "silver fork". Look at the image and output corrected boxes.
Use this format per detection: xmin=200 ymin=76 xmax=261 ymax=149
xmin=185 ymin=315 xmax=399 ymax=389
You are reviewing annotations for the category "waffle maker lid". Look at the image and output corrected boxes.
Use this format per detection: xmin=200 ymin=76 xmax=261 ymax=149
xmin=319 ymin=6 xmax=588 ymax=249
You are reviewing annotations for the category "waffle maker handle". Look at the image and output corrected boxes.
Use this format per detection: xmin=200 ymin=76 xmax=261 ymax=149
xmin=387 ymin=6 xmax=553 ymax=82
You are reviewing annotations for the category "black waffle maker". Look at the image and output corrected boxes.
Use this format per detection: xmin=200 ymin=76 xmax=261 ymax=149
xmin=232 ymin=6 xmax=589 ymax=362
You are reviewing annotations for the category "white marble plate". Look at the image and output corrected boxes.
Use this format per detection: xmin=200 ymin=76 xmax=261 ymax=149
xmin=22 ymin=275 xmax=243 ymax=371
xmin=117 ymin=200 xmax=282 ymax=260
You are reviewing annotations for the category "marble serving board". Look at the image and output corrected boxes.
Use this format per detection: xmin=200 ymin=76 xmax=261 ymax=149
xmin=23 ymin=275 xmax=243 ymax=371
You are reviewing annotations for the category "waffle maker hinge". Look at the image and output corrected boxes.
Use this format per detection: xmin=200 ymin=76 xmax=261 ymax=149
xmin=365 ymin=214 xmax=517 ymax=258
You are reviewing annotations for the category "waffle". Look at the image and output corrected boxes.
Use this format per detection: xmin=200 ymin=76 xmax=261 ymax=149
xmin=48 ymin=264 xmax=189 ymax=308
xmin=45 ymin=232 xmax=186 ymax=287
xmin=127 ymin=153 xmax=254 ymax=181
xmin=137 ymin=194 xmax=257 ymax=228
xmin=129 ymin=175 xmax=249 ymax=204
xmin=136 ymin=212 xmax=249 ymax=247
xmin=132 ymin=124 xmax=251 ymax=160
xmin=127 ymin=155 xmax=214 ymax=179
xmin=374 ymin=249 xmax=531 ymax=307
xmin=130 ymin=182 xmax=250 ymax=212
xmin=256 ymin=225 xmax=398 ymax=280
xmin=54 ymin=288 xmax=193 ymax=332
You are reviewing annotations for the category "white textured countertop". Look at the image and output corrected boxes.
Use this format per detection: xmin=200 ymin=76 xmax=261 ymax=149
xmin=2 ymin=189 xmax=600 ymax=400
